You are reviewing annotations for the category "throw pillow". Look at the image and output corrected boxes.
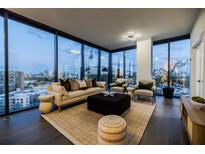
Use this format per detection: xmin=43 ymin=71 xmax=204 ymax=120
xmin=138 ymin=81 xmax=153 ymax=90
xmin=92 ymin=79 xmax=97 ymax=87
xmin=70 ymin=79 xmax=80 ymax=91
xmin=51 ymin=85 xmax=69 ymax=96
xmin=77 ymin=80 xmax=88 ymax=90
xmin=86 ymin=79 xmax=93 ymax=88
xmin=59 ymin=78 xmax=71 ymax=91
xmin=115 ymin=81 xmax=126 ymax=87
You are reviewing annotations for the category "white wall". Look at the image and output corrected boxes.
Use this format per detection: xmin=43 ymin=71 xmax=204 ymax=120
xmin=191 ymin=9 xmax=205 ymax=45
xmin=136 ymin=38 xmax=152 ymax=80
xmin=190 ymin=9 xmax=205 ymax=97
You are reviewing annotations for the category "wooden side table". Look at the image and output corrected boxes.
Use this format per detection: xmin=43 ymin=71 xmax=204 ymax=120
xmin=180 ymin=97 xmax=205 ymax=144
xmin=39 ymin=94 xmax=54 ymax=114
xmin=126 ymin=87 xmax=135 ymax=100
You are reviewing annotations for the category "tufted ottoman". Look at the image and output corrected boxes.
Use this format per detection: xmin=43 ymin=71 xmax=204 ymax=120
xmin=98 ymin=115 xmax=127 ymax=145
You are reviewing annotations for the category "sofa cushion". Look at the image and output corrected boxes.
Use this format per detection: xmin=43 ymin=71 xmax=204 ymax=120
xmin=70 ymin=79 xmax=80 ymax=91
xmin=96 ymin=81 xmax=106 ymax=88
xmin=110 ymin=87 xmax=124 ymax=93
xmin=134 ymin=89 xmax=154 ymax=97
xmin=60 ymin=78 xmax=71 ymax=91
xmin=115 ymin=81 xmax=126 ymax=87
xmin=116 ymin=78 xmax=128 ymax=84
xmin=63 ymin=90 xmax=86 ymax=100
xmin=83 ymin=87 xmax=103 ymax=95
xmin=63 ymin=87 xmax=103 ymax=101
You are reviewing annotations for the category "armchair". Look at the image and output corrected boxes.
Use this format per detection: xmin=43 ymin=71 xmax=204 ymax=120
xmin=134 ymin=79 xmax=156 ymax=104
xmin=109 ymin=78 xmax=128 ymax=93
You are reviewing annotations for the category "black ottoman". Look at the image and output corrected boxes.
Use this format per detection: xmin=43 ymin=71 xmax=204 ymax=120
xmin=87 ymin=93 xmax=130 ymax=115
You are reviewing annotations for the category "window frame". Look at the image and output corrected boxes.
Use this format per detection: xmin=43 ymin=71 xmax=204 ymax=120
xmin=0 ymin=9 xmax=110 ymax=116
xmin=152 ymin=35 xmax=190 ymax=97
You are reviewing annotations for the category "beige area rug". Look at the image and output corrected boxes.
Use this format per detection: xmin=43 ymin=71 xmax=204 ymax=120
xmin=42 ymin=101 xmax=156 ymax=145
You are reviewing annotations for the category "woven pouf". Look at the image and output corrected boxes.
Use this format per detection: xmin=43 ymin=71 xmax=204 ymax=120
xmin=98 ymin=115 xmax=127 ymax=145
xmin=39 ymin=95 xmax=54 ymax=114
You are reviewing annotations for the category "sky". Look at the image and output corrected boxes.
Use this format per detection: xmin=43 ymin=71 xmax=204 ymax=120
xmin=0 ymin=17 xmax=190 ymax=76
xmin=153 ymin=39 xmax=190 ymax=74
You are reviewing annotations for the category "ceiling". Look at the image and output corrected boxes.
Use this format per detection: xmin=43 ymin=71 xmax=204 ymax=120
xmin=8 ymin=8 xmax=199 ymax=50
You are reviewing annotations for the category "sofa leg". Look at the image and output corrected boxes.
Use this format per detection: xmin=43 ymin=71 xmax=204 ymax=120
xmin=152 ymin=96 xmax=156 ymax=104
xmin=58 ymin=106 xmax=61 ymax=112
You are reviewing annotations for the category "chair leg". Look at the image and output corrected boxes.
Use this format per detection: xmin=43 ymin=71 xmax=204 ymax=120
xmin=133 ymin=95 xmax=136 ymax=102
xmin=152 ymin=96 xmax=156 ymax=104
xmin=134 ymin=95 xmax=138 ymax=102
xmin=58 ymin=106 xmax=61 ymax=112
xmin=152 ymin=97 xmax=154 ymax=104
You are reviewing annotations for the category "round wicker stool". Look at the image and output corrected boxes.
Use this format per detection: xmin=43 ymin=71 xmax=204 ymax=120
xmin=39 ymin=94 xmax=54 ymax=114
xmin=98 ymin=115 xmax=127 ymax=145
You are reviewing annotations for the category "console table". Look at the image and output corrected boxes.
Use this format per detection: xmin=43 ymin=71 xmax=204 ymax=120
xmin=180 ymin=97 xmax=205 ymax=144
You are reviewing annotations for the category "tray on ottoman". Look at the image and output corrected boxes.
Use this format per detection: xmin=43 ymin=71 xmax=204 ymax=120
xmin=87 ymin=92 xmax=130 ymax=115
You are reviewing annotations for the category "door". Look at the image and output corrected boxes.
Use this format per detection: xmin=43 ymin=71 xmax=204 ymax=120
xmin=195 ymin=43 xmax=204 ymax=97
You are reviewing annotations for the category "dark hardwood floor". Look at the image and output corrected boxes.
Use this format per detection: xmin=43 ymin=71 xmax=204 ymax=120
xmin=0 ymin=96 xmax=189 ymax=145
xmin=140 ymin=96 xmax=189 ymax=145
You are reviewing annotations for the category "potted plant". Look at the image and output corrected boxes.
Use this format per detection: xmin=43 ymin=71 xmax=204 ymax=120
xmin=153 ymin=59 xmax=186 ymax=99
xmin=191 ymin=96 xmax=205 ymax=110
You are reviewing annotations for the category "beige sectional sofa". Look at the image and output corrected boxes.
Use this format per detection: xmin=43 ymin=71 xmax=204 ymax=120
xmin=47 ymin=81 xmax=106 ymax=111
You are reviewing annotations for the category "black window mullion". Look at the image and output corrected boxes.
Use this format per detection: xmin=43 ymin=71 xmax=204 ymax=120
xmin=108 ymin=53 xmax=112 ymax=85
xmin=97 ymin=50 xmax=101 ymax=81
xmin=54 ymin=32 xmax=58 ymax=82
xmin=4 ymin=12 xmax=9 ymax=115
xmin=81 ymin=44 xmax=84 ymax=80
xmin=168 ymin=41 xmax=170 ymax=87
xmin=123 ymin=51 xmax=126 ymax=78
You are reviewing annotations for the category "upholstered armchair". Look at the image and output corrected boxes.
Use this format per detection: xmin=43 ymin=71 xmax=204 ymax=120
xmin=109 ymin=78 xmax=129 ymax=93
xmin=134 ymin=79 xmax=156 ymax=103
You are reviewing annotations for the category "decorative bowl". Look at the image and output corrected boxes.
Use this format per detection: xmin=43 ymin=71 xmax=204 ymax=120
xmin=190 ymin=99 xmax=205 ymax=110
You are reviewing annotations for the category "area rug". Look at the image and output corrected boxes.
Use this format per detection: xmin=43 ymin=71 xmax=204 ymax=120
xmin=42 ymin=101 xmax=156 ymax=145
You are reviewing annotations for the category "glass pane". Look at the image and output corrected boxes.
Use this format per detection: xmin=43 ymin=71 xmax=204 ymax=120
xmin=112 ymin=51 xmax=124 ymax=82
xmin=58 ymin=36 xmax=81 ymax=79
xmin=100 ymin=50 xmax=109 ymax=82
xmin=125 ymin=49 xmax=136 ymax=85
xmin=0 ymin=16 xmax=5 ymax=115
xmin=8 ymin=19 xmax=55 ymax=113
xmin=84 ymin=45 xmax=99 ymax=79
xmin=170 ymin=39 xmax=190 ymax=97
xmin=152 ymin=43 xmax=168 ymax=95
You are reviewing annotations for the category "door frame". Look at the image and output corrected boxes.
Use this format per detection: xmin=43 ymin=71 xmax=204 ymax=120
xmin=191 ymin=32 xmax=205 ymax=97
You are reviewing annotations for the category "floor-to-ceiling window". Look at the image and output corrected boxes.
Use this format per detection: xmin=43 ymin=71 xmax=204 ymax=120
xmin=0 ymin=16 xmax=5 ymax=115
xmin=58 ymin=36 xmax=81 ymax=79
xmin=0 ymin=11 xmax=112 ymax=116
xmin=125 ymin=49 xmax=136 ymax=84
xmin=152 ymin=43 xmax=169 ymax=95
xmin=152 ymin=38 xmax=190 ymax=97
xmin=170 ymin=39 xmax=190 ymax=97
xmin=100 ymin=50 xmax=109 ymax=81
xmin=84 ymin=45 xmax=99 ymax=79
xmin=8 ymin=19 xmax=55 ymax=113
xmin=112 ymin=51 xmax=124 ymax=82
